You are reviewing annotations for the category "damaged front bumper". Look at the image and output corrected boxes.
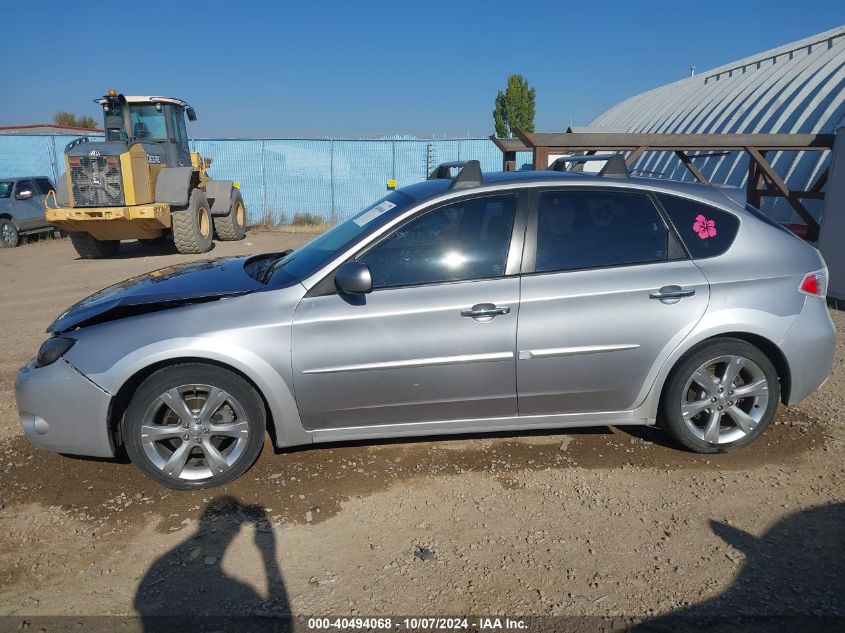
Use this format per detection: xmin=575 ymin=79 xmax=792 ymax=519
xmin=16 ymin=358 xmax=115 ymax=457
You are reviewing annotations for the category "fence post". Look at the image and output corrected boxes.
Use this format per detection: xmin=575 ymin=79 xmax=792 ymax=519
xmin=49 ymin=136 xmax=58 ymax=183
xmin=330 ymin=139 xmax=337 ymax=223
xmin=260 ymin=139 xmax=267 ymax=222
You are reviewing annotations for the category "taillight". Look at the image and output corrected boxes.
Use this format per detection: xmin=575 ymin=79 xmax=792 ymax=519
xmin=68 ymin=157 xmax=80 ymax=167
xmin=106 ymin=156 xmax=119 ymax=167
xmin=799 ymin=270 xmax=828 ymax=297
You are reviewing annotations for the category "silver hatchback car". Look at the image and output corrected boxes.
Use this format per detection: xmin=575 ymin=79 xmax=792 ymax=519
xmin=16 ymin=161 xmax=836 ymax=489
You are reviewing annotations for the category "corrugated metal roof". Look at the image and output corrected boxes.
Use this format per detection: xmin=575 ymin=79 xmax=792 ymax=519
xmin=591 ymin=26 xmax=845 ymax=221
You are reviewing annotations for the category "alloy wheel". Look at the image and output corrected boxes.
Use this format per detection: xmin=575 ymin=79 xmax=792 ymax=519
xmin=1 ymin=222 xmax=16 ymax=246
xmin=680 ymin=354 xmax=770 ymax=444
xmin=140 ymin=384 xmax=250 ymax=481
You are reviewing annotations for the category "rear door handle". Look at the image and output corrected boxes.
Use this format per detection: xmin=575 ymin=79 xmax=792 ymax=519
xmin=649 ymin=286 xmax=696 ymax=300
xmin=461 ymin=303 xmax=511 ymax=319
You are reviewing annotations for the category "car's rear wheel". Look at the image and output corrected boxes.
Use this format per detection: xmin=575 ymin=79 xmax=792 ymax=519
xmin=661 ymin=338 xmax=779 ymax=453
xmin=124 ymin=364 xmax=266 ymax=490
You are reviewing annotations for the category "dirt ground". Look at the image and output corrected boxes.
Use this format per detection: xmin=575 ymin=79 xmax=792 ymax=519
xmin=0 ymin=233 xmax=842 ymax=631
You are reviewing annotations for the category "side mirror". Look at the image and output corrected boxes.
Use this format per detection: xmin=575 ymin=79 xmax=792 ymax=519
xmin=186 ymin=107 xmax=197 ymax=122
xmin=16 ymin=190 xmax=33 ymax=200
xmin=335 ymin=261 xmax=372 ymax=295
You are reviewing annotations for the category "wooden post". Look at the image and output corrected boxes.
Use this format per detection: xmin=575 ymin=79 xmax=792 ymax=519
xmin=533 ymin=146 xmax=550 ymax=171
xmin=675 ymin=150 xmax=709 ymax=183
xmin=747 ymin=147 xmax=819 ymax=239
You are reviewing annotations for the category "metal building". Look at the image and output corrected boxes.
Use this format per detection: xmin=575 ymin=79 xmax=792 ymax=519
xmin=590 ymin=25 xmax=845 ymax=222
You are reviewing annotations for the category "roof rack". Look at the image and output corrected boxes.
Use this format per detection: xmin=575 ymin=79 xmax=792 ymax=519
xmin=547 ymin=153 xmax=629 ymax=178
xmin=428 ymin=160 xmax=483 ymax=189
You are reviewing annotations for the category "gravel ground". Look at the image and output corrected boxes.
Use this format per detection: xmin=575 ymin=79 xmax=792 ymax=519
xmin=0 ymin=233 xmax=842 ymax=630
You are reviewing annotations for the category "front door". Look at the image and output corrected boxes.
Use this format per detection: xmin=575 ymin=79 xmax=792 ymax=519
xmin=517 ymin=188 xmax=709 ymax=415
xmin=292 ymin=192 xmax=525 ymax=430
xmin=12 ymin=179 xmax=45 ymax=230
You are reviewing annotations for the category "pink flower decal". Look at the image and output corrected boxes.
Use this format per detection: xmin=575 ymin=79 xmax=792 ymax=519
xmin=693 ymin=214 xmax=717 ymax=240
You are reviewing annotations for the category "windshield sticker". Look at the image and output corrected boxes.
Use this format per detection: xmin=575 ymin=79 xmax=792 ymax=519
xmin=353 ymin=200 xmax=396 ymax=226
xmin=693 ymin=214 xmax=717 ymax=239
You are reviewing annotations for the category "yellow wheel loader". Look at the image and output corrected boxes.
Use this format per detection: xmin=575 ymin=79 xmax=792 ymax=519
xmin=45 ymin=90 xmax=247 ymax=258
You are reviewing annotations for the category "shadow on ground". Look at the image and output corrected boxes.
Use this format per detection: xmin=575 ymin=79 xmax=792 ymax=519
xmin=630 ymin=502 xmax=845 ymax=632
xmin=134 ymin=495 xmax=291 ymax=631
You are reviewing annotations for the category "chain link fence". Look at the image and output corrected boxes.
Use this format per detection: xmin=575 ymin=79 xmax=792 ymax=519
xmin=0 ymin=134 xmax=533 ymax=224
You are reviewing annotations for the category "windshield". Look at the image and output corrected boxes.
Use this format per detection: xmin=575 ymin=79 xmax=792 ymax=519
xmin=264 ymin=190 xmax=415 ymax=285
xmin=129 ymin=104 xmax=168 ymax=140
xmin=104 ymin=103 xmax=169 ymax=141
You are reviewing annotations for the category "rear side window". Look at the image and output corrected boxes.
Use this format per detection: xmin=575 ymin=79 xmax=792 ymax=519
xmin=0 ymin=182 xmax=11 ymax=198
xmin=535 ymin=190 xmax=669 ymax=273
xmin=34 ymin=179 xmax=55 ymax=195
xmin=657 ymin=194 xmax=740 ymax=259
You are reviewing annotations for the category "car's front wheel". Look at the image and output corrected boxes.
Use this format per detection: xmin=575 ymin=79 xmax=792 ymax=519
xmin=661 ymin=338 xmax=780 ymax=453
xmin=0 ymin=219 xmax=20 ymax=247
xmin=124 ymin=364 xmax=266 ymax=490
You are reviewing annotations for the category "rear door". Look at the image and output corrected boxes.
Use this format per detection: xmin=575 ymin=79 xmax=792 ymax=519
xmin=291 ymin=191 xmax=527 ymax=430
xmin=516 ymin=187 xmax=709 ymax=415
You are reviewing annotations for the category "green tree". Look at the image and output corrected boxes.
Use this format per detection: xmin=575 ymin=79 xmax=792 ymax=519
xmin=53 ymin=112 xmax=77 ymax=127
xmin=53 ymin=112 xmax=98 ymax=129
xmin=492 ymin=74 xmax=536 ymax=137
xmin=77 ymin=116 xmax=97 ymax=129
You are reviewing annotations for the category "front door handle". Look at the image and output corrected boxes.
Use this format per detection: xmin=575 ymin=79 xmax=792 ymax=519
xmin=461 ymin=303 xmax=511 ymax=319
xmin=649 ymin=286 xmax=696 ymax=300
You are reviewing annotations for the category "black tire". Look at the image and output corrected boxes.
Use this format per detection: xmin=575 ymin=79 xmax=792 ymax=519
xmin=661 ymin=338 xmax=780 ymax=453
xmin=213 ymin=188 xmax=247 ymax=241
xmin=0 ymin=219 xmax=19 ymax=247
xmin=123 ymin=363 xmax=266 ymax=490
xmin=69 ymin=232 xmax=120 ymax=258
xmin=172 ymin=189 xmax=213 ymax=254
xmin=138 ymin=234 xmax=170 ymax=246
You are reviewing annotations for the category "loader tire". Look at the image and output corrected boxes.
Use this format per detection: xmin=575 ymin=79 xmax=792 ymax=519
xmin=213 ymin=188 xmax=246 ymax=241
xmin=172 ymin=189 xmax=213 ymax=254
xmin=69 ymin=232 xmax=120 ymax=258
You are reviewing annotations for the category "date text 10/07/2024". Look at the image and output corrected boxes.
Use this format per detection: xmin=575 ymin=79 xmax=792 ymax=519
xmin=307 ymin=617 xmax=528 ymax=630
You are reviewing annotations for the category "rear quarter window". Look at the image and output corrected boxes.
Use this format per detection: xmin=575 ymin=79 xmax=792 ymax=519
xmin=34 ymin=179 xmax=55 ymax=195
xmin=657 ymin=194 xmax=740 ymax=259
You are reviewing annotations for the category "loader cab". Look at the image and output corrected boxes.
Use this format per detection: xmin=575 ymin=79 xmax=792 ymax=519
xmin=99 ymin=93 xmax=196 ymax=168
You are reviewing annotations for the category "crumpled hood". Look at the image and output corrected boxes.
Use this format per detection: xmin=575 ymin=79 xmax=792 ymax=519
xmin=48 ymin=256 xmax=265 ymax=334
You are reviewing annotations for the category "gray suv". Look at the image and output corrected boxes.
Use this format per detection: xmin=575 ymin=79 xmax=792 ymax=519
xmin=16 ymin=161 xmax=836 ymax=489
xmin=0 ymin=177 xmax=56 ymax=247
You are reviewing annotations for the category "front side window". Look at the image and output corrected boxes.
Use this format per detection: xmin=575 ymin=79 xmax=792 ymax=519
xmin=171 ymin=108 xmax=190 ymax=150
xmin=360 ymin=194 xmax=517 ymax=289
xmin=129 ymin=104 xmax=168 ymax=140
xmin=14 ymin=180 xmax=36 ymax=198
xmin=535 ymin=190 xmax=669 ymax=273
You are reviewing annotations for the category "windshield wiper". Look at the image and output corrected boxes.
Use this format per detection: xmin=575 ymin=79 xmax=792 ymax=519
xmin=260 ymin=249 xmax=294 ymax=283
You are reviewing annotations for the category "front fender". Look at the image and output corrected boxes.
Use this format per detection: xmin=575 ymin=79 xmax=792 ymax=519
xmin=81 ymin=336 xmax=310 ymax=448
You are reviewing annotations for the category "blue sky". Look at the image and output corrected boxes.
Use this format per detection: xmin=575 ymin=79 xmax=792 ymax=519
xmin=2 ymin=1 xmax=842 ymax=138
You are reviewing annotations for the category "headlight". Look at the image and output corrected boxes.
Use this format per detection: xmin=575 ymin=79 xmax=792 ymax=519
xmin=36 ymin=337 xmax=76 ymax=368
